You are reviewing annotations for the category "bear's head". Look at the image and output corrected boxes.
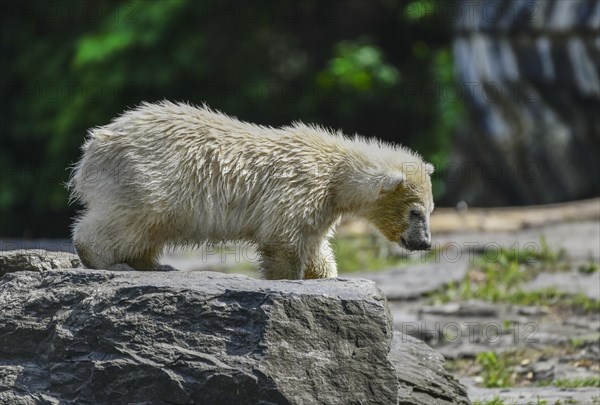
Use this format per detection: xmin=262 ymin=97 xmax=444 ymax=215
xmin=361 ymin=162 xmax=434 ymax=251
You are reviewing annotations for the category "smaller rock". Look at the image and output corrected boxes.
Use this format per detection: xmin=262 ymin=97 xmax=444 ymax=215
xmin=420 ymin=302 xmax=461 ymax=315
xmin=515 ymin=359 xmax=555 ymax=382
xmin=523 ymin=270 xmax=600 ymax=301
xmin=0 ymin=249 xmax=80 ymax=276
xmin=554 ymin=363 xmax=600 ymax=382
xmin=564 ymin=317 xmax=600 ymax=332
xmin=530 ymin=332 xmax=570 ymax=347
xmin=390 ymin=333 xmax=470 ymax=405
xmin=420 ymin=300 xmax=498 ymax=317
xmin=517 ymin=306 xmax=549 ymax=316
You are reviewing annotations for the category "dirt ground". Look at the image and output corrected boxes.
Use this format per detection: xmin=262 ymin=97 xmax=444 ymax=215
xmin=350 ymin=199 xmax=600 ymax=404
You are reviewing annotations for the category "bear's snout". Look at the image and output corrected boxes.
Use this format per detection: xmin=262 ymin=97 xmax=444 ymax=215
xmin=401 ymin=218 xmax=432 ymax=251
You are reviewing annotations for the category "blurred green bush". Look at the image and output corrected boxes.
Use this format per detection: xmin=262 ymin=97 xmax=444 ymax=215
xmin=1 ymin=0 xmax=459 ymax=237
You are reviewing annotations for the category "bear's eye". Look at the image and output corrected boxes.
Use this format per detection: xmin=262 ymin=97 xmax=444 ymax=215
xmin=410 ymin=209 xmax=421 ymax=218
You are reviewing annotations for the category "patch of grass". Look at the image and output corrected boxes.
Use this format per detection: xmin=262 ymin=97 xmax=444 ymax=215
xmin=537 ymin=376 xmax=600 ymax=388
xmin=449 ymin=344 xmax=599 ymax=392
xmin=430 ymin=247 xmax=535 ymax=304
xmin=535 ymin=235 xmax=566 ymax=267
xmin=429 ymin=240 xmax=600 ymax=314
xmin=476 ymin=351 xmax=516 ymax=388
xmin=332 ymin=234 xmax=409 ymax=273
xmin=569 ymin=337 xmax=586 ymax=349
xmin=474 ymin=397 xmax=507 ymax=405
xmin=553 ymin=376 xmax=600 ymax=388
xmin=578 ymin=258 xmax=599 ymax=274
xmin=569 ymin=292 xmax=600 ymax=313
xmin=474 ymin=396 xmax=551 ymax=405
xmin=568 ymin=335 xmax=600 ymax=351
xmin=492 ymin=235 xmax=565 ymax=267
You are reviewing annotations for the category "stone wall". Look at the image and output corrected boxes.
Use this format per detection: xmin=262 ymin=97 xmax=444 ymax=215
xmin=449 ymin=0 xmax=599 ymax=205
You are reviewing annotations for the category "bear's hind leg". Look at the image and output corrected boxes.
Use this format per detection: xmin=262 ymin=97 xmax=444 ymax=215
xmin=121 ymin=246 xmax=160 ymax=271
xmin=72 ymin=209 xmax=162 ymax=271
xmin=72 ymin=211 xmax=116 ymax=269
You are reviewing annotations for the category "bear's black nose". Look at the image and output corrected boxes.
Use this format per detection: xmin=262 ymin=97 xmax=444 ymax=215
xmin=414 ymin=240 xmax=431 ymax=251
xmin=402 ymin=237 xmax=431 ymax=251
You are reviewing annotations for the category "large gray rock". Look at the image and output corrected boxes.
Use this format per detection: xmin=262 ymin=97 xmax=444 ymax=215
xmin=0 ymin=265 xmax=469 ymax=404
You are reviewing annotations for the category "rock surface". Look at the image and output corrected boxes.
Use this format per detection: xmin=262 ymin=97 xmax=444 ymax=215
xmin=0 ymin=264 xmax=469 ymax=405
xmin=0 ymin=249 xmax=80 ymax=276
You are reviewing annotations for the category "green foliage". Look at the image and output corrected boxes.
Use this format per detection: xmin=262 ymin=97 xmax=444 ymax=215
xmin=423 ymin=48 xmax=464 ymax=198
xmin=404 ymin=0 xmax=437 ymax=21
xmin=318 ymin=41 xmax=400 ymax=91
xmin=75 ymin=0 xmax=187 ymax=67
xmin=2 ymin=1 xmax=455 ymax=237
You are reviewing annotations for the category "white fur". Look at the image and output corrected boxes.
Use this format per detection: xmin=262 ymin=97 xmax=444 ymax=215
xmin=69 ymin=101 xmax=429 ymax=279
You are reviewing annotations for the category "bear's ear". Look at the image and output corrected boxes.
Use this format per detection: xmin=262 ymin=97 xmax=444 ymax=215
xmin=379 ymin=171 xmax=405 ymax=191
xmin=337 ymin=168 xmax=405 ymax=209
xmin=424 ymin=163 xmax=434 ymax=175
xmin=361 ymin=170 xmax=404 ymax=201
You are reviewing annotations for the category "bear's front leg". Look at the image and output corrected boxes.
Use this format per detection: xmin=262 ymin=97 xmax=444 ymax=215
xmin=259 ymin=241 xmax=337 ymax=280
xmin=259 ymin=244 xmax=303 ymax=280
xmin=303 ymin=241 xmax=337 ymax=279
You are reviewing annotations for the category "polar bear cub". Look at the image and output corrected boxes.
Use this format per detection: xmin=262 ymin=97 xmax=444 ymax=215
xmin=69 ymin=101 xmax=434 ymax=279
